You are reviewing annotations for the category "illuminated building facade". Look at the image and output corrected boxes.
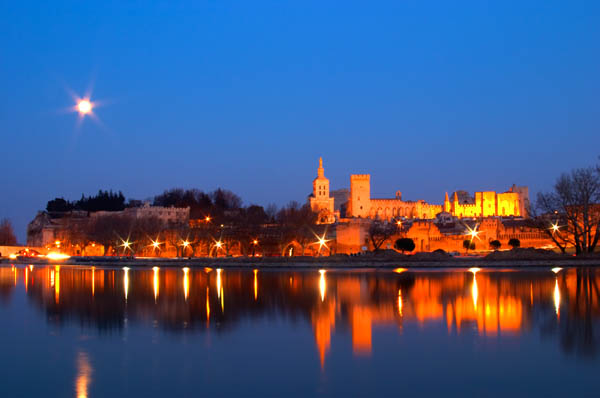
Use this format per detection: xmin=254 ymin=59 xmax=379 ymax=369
xmin=308 ymin=157 xmax=336 ymax=224
xmin=347 ymin=174 xmax=528 ymax=220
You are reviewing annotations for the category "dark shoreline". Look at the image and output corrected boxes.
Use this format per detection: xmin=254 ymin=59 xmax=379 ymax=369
xmin=3 ymin=255 xmax=600 ymax=269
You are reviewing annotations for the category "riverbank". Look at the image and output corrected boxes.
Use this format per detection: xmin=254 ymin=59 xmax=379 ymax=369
xmin=3 ymin=248 xmax=600 ymax=268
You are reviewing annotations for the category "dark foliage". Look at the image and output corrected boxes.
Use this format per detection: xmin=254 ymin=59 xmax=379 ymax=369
xmin=394 ymin=238 xmax=415 ymax=253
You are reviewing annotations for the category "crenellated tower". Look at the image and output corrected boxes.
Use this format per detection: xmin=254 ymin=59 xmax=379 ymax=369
xmin=348 ymin=174 xmax=371 ymax=218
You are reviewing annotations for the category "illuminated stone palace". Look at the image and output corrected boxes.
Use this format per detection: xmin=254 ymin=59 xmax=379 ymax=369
xmin=309 ymin=158 xmax=529 ymax=223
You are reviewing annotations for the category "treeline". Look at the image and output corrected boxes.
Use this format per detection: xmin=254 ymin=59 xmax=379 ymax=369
xmin=56 ymin=201 xmax=320 ymax=257
xmin=44 ymin=187 xmax=322 ymax=257
xmin=47 ymin=190 xmax=126 ymax=212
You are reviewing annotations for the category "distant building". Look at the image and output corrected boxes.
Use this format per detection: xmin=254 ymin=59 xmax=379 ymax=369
xmin=90 ymin=202 xmax=190 ymax=225
xmin=308 ymin=158 xmax=336 ymax=224
xmin=347 ymin=175 xmax=528 ymax=220
xmin=307 ymin=158 xmax=529 ymax=222
xmin=27 ymin=204 xmax=189 ymax=250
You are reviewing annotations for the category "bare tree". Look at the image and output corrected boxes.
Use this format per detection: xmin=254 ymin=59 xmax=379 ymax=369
xmin=0 ymin=219 xmax=17 ymax=245
xmin=537 ymin=164 xmax=600 ymax=255
xmin=368 ymin=221 xmax=396 ymax=252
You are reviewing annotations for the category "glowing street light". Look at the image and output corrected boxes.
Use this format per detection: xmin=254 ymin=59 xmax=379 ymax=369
xmin=253 ymin=239 xmax=258 ymax=245
xmin=149 ymin=238 xmax=161 ymax=252
xmin=205 ymin=216 xmax=211 ymax=222
xmin=550 ymin=222 xmax=560 ymax=234
xmin=215 ymin=241 xmax=223 ymax=249
xmin=119 ymin=239 xmax=132 ymax=254
xmin=465 ymin=225 xmax=480 ymax=242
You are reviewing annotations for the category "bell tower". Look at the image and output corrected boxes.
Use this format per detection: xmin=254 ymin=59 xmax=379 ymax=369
xmin=309 ymin=157 xmax=335 ymax=223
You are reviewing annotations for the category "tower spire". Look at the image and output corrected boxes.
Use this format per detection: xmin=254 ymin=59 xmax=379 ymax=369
xmin=317 ymin=157 xmax=324 ymax=178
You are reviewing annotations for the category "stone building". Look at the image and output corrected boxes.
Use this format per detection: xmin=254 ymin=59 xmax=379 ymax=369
xmin=308 ymin=157 xmax=336 ymax=224
xmin=346 ymin=173 xmax=528 ymax=221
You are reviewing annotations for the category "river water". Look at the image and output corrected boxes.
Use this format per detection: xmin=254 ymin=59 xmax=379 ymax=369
xmin=0 ymin=264 xmax=598 ymax=397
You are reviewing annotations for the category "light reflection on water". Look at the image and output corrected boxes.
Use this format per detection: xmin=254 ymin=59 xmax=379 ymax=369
xmin=1 ymin=265 xmax=599 ymax=396
xmin=75 ymin=351 xmax=92 ymax=398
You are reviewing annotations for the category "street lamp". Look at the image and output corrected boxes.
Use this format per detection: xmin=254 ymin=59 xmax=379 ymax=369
xmin=119 ymin=239 xmax=132 ymax=255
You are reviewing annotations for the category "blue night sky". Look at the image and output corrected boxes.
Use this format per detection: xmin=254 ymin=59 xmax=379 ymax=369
xmin=1 ymin=1 xmax=599 ymax=242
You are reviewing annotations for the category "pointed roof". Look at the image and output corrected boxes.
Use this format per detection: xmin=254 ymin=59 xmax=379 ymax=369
xmin=317 ymin=157 xmax=325 ymax=178
xmin=445 ymin=192 xmax=449 ymax=202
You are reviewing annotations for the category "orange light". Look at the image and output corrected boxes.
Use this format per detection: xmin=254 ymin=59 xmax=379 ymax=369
xmin=46 ymin=252 xmax=70 ymax=261
xmin=183 ymin=267 xmax=189 ymax=301
xmin=319 ymin=270 xmax=326 ymax=302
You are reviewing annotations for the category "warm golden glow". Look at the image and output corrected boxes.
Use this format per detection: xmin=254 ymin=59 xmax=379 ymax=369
xmin=216 ymin=268 xmax=222 ymax=299
xmin=253 ymin=269 xmax=258 ymax=301
xmin=55 ymin=265 xmax=60 ymax=304
xmin=55 ymin=240 xmax=61 ymax=246
xmin=217 ymin=268 xmax=224 ymax=311
xmin=120 ymin=239 xmax=132 ymax=253
xmin=206 ymin=286 xmax=210 ymax=322
xmin=215 ymin=241 xmax=223 ymax=249
xmin=398 ymin=289 xmax=403 ymax=317
xmin=205 ymin=216 xmax=211 ymax=222
xmin=153 ymin=267 xmax=159 ymax=302
xmin=469 ymin=267 xmax=481 ymax=274
xmin=46 ymin=252 xmax=70 ymax=261
xmin=319 ymin=270 xmax=326 ymax=302
xmin=8 ymin=253 xmax=16 ymax=259
xmin=393 ymin=268 xmax=407 ymax=274
xmin=29 ymin=264 xmax=34 ymax=272
xmin=77 ymin=99 xmax=92 ymax=115
xmin=552 ymin=267 xmax=562 ymax=274
xmin=550 ymin=222 xmax=560 ymax=233
xmin=465 ymin=225 xmax=480 ymax=241
xmin=183 ymin=267 xmax=189 ymax=301
xmin=472 ymin=272 xmax=479 ymax=310
xmin=554 ymin=278 xmax=560 ymax=317
xmin=182 ymin=240 xmax=190 ymax=247
xmin=150 ymin=239 xmax=161 ymax=251
xmin=91 ymin=267 xmax=95 ymax=297
xmin=253 ymin=239 xmax=258 ymax=245
xmin=75 ymin=351 xmax=92 ymax=398
xmin=123 ymin=267 xmax=129 ymax=301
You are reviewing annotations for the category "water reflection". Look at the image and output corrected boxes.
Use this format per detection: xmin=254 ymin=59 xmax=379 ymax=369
xmin=319 ymin=269 xmax=326 ymax=302
xmin=183 ymin=267 xmax=189 ymax=301
xmin=123 ymin=267 xmax=129 ymax=302
xmin=2 ymin=265 xmax=600 ymax=365
xmin=152 ymin=266 xmax=159 ymax=302
xmin=75 ymin=351 xmax=92 ymax=398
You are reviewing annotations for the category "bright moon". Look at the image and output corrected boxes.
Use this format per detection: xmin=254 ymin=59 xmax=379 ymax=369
xmin=77 ymin=99 xmax=92 ymax=114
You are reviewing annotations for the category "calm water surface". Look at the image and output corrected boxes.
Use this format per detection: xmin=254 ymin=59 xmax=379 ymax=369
xmin=0 ymin=264 xmax=599 ymax=397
